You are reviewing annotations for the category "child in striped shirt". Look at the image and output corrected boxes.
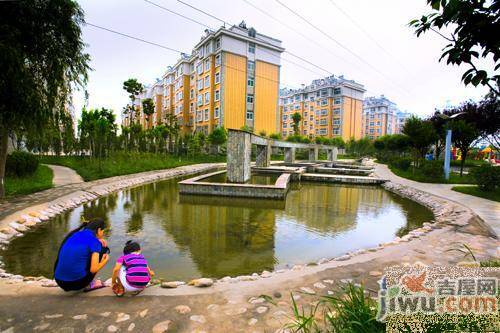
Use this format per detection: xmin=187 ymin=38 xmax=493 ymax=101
xmin=112 ymin=240 xmax=154 ymax=296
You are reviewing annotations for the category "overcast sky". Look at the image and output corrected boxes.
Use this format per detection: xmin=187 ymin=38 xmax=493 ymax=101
xmin=73 ymin=0 xmax=491 ymax=123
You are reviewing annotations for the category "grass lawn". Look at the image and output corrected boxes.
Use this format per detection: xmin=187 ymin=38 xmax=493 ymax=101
xmin=450 ymin=159 xmax=487 ymax=168
xmin=40 ymin=152 xmax=226 ymax=181
xmin=452 ymin=185 xmax=500 ymax=202
xmin=5 ymin=164 xmax=53 ymax=197
xmin=388 ymin=165 xmax=475 ymax=184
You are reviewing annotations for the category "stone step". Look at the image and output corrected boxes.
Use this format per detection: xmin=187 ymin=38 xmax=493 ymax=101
xmin=313 ymin=167 xmax=373 ymax=176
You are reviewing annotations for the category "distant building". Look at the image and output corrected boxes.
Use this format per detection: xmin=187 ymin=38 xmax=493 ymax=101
xmin=362 ymin=95 xmax=410 ymax=139
xmin=122 ymin=21 xmax=284 ymax=135
xmin=279 ymin=75 xmax=366 ymax=141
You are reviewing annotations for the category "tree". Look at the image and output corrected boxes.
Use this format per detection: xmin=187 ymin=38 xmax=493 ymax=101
xmin=402 ymin=117 xmax=438 ymax=170
xmin=208 ymin=127 xmax=227 ymax=153
xmin=472 ymin=95 xmax=500 ymax=151
xmin=141 ymin=98 xmax=155 ymax=126
xmin=450 ymin=119 xmax=479 ymax=176
xmin=123 ymin=78 xmax=143 ymax=123
xmin=428 ymin=110 xmax=449 ymax=158
xmin=409 ymin=0 xmax=500 ymax=95
xmin=291 ymin=112 xmax=302 ymax=135
xmin=0 ymin=0 xmax=89 ymax=197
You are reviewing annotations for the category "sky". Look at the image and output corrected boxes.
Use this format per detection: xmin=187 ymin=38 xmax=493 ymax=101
xmin=73 ymin=0 xmax=491 ymax=124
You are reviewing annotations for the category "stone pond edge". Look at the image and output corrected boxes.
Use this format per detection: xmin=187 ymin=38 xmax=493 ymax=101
xmin=0 ymin=162 xmax=490 ymax=291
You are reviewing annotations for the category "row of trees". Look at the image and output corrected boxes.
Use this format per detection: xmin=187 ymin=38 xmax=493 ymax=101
xmin=374 ymin=94 xmax=499 ymax=176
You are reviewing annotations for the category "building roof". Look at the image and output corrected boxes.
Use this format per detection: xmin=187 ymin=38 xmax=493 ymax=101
xmin=279 ymin=74 xmax=365 ymax=97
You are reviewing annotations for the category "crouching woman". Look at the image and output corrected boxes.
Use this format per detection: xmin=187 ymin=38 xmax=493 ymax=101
xmin=54 ymin=217 xmax=110 ymax=292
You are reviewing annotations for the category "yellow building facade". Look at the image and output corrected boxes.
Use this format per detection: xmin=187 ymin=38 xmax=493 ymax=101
xmin=123 ymin=22 xmax=284 ymax=136
xmin=279 ymin=75 xmax=365 ymax=141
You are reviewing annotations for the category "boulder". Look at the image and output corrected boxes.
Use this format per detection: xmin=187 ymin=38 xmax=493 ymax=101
xmin=188 ymin=278 xmax=213 ymax=287
xmin=161 ymin=281 xmax=185 ymax=288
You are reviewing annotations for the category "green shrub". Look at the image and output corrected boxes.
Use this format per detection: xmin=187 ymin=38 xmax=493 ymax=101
xmin=420 ymin=160 xmax=443 ymax=180
xmin=6 ymin=151 xmax=39 ymax=177
xmin=389 ymin=156 xmax=412 ymax=171
xmin=471 ymin=164 xmax=500 ymax=191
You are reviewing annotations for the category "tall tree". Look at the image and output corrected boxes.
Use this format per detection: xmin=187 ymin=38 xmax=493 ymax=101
xmin=141 ymin=98 xmax=155 ymax=126
xmin=123 ymin=78 xmax=143 ymax=123
xmin=0 ymin=0 xmax=89 ymax=197
xmin=410 ymin=0 xmax=500 ymax=95
xmin=402 ymin=117 xmax=438 ymax=170
xmin=291 ymin=112 xmax=302 ymax=135
xmin=450 ymin=119 xmax=479 ymax=176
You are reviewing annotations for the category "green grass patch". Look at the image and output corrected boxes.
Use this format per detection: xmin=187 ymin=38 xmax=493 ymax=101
xmin=5 ymin=164 xmax=53 ymax=197
xmin=39 ymin=152 xmax=226 ymax=181
xmin=452 ymin=185 xmax=500 ymax=202
xmin=389 ymin=165 xmax=475 ymax=184
xmin=450 ymin=159 xmax=487 ymax=168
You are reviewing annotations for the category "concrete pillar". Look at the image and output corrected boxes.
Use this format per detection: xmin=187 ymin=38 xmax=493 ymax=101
xmin=284 ymin=147 xmax=295 ymax=163
xmin=327 ymin=149 xmax=334 ymax=161
xmin=332 ymin=147 xmax=338 ymax=161
xmin=255 ymin=143 xmax=271 ymax=167
xmin=309 ymin=147 xmax=319 ymax=161
xmin=227 ymin=130 xmax=252 ymax=183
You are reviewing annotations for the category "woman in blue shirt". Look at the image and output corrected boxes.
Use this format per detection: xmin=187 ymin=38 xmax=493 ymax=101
xmin=54 ymin=218 xmax=110 ymax=291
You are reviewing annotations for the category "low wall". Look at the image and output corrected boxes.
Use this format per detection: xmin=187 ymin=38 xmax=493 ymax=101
xmin=178 ymin=171 xmax=291 ymax=199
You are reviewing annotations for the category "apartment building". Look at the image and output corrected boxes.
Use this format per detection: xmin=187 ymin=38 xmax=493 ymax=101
xmin=362 ymin=95 xmax=411 ymax=139
xmin=279 ymin=75 xmax=365 ymax=141
xmin=122 ymin=21 xmax=284 ymax=135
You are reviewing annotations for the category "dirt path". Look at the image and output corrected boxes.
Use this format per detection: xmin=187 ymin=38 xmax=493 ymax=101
xmin=45 ymin=164 xmax=84 ymax=187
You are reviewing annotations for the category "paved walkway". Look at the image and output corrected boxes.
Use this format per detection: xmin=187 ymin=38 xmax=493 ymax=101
xmin=375 ymin=163 xmax=500 ymax=237
xmin=45 ymin=164 xmax=84 ymax=187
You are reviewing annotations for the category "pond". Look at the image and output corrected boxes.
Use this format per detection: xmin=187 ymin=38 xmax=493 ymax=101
xmin=1 ymin=176 xmax=433 ymax=281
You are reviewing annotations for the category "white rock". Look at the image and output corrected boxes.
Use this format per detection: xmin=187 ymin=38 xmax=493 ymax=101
xmin=139 ymin=309 xmax=148 ymax=318
xmin=100 ymin=312 xmax=111 ymax=317
xmin=334 ymin=255 xmax=351 ymax=261
xmin=313 ymin=282 xmax=326 ymax=289
xmin=291 ymin=265 xmax=303 ymax=271
xmin=127 ymin=323 xmax=135 ymax=331
xmin=261 ymin=270 xmax=273 ymax=278
xmin=45 ymin=314 xmax=63 ymax=319
xmin=189 ymin=315 xmax=206 ymax=324
xmin=248 ymin=318 xmax=258 ymax=326
xmin=249 ymin=297 xmax=265 ymax=304
xmin=256 ymin=306 xmax=268 ymax=314
xmin=41 ymin=280 xmax=58 ymax=287
xmin=72 ymin=314 xmax=87 ymax=320
xmin=220 ymin=276 xmax=232 ymax=283
xmin=189 ymin=278 xmax=213 ymax=287
xmin=161 ymin=281 xmax=185 ymax=288
xmin=300 ymin=287 xmax=316 ymax=295
xmin=225 ymin=307 xmax=247 ymax=316
xmin=206 ymin=304 xmax=219 ymax=311
xmin=237 ymin=275 xmax=258 ymax=281
xmin=107 ymin=325 xmax=118 ymax=332
xmin=323 ymin=280 xmax=334 ymax=285
xmin=116 ymin=313 xmax=130 ymax=323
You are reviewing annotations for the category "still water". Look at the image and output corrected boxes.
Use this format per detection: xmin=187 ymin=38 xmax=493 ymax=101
xmin=1 ymin=177 xmax=433 ymax=280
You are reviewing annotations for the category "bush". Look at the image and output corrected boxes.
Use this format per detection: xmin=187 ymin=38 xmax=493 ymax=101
xmin=6 ymin=151 xmax=39 ymax=177
xmin=420 ymin=160 xmax=443 ymax=180
xmin=390 ymin=156 xmax=412 ymax=171
xmin=471 ymin=164 xmax=500 ymax=191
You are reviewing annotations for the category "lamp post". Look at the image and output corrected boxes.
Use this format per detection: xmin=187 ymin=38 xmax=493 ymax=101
xmin=439 ymin=112 xmax=466 ymax=180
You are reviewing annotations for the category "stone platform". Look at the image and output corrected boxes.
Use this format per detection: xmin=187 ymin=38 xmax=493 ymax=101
xmin=312 ymin=166 xmax=373 ymax=176
xmin=301 ymin=173 xmax=387 ymax=184
xmin=178 ymin=170 xmax=291 ymax=199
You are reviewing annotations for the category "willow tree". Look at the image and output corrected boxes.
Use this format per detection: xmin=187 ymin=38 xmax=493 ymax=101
xmin=0 ymin=0 xmax=89 ymax=197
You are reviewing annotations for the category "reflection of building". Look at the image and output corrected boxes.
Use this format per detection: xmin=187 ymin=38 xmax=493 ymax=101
xmin=279 ymin=75 xmax=365 ymax=140
xmin=362 ymin=95 xmax=411 ymax=139
xmin=122 ymin=21 xmax=284 ymax=135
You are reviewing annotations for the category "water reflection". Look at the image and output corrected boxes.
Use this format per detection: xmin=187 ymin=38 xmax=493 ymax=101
xmin=1 ymin=177 xmax=433 ymax=280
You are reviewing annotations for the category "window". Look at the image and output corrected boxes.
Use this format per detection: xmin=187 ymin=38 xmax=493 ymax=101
xmin=246 ymin=111 xmax=254 ymax=120
xmin=204 ymin=108 xmax=209 ymax=121
xmin=190 ymin=102 xmax=194 ymax=112
xmin=333 ymin=87 xmax=341 ymax=95
xmin=333 ymin=108 xmax=341 ymax=115
xmin=321 ymin=109 xmax=327 ymax=116
xmin=197 ymin=79 xmax=203 ymax=90
xmin=247 ymin=78 xmax=254 ymax=86
xmin=197 ymin=64 xmax=203 ymax=75
xmin=295 ymin=95 xmax=300 ymax=101
xmin=215 ymin=38 xmax=221 ymax=49
xmin=190 ymin=89 xmax=194 ymax=99
xmin=333 ymin=119 xmax=341 ymax=125
xmin=333 ymin=129 xmax=340 ymax=135
xmin=214 ymin=107 xmax=220 ymax=118
xmin=204 ymin=92 xmax=210 ymax=104
xmin=215 ymin=53 xmax=221 ymax=66
xmin=304 ymin=111 xmax=308 ymax=117
xmin=304 ymin=121 xmax=308 ymax=126
xmin=215 ymin=72 xmax=220 ymax=84
xmin=319 ymin=128 xmax=327 ymax=135
xmin=294 ymin=105 xmax=300 ymax=110
xmin=215 ymin=90 xmax=220 ymax=101
xmin=246 ymin=95 xmax=254 ymax=103
xmin=248 ymin=42 xmax=255 ymax=53
xmin=197 ymin=94 xmax=203 ymax=106
xmin=283 ymin=123 xmax=287 ymax=128
xmin=320 ymin=89 xmax=327 ymax=97
xmin=204 ymin=59 xmax=210 ymax=71
xmin=369 ymin=122 xmax=374 ymax=126
xmin=334 ymin=97 xmax=342 ymax=105
xmin=197 ymin=111 xmax=202 ymax=122
xmin=247 ymin=61 xmax=255 ymax=72
xmin=282 ymin=115 xmax=288 ymax=120
xmin=205 ymin=43 xmax=211 ymax=55
xmin=320 ymin=119 xmax=327 ymax=125
xmin=309 ymin=106 xmax=313 ymax=111
xmin=377 ymin=121 xmax=381 ymax=125
xmin=204 ymin=76 xmax=210 ymax=88
xmin=320 ymin=99 xmax=327 ymax=106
